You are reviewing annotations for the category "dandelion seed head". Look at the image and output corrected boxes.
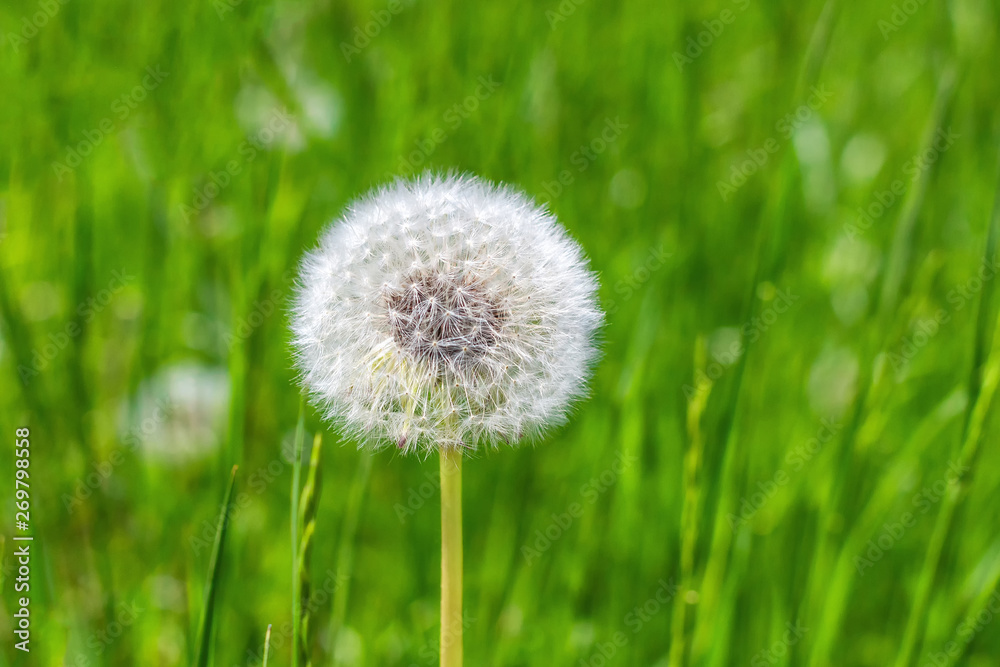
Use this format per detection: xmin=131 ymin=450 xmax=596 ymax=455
xmin=291 ymin=173 xmax=602 ymax=454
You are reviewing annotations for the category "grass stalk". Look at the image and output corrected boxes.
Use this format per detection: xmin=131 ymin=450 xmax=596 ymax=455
xmin=691 ymin=7 xmax=839 ymax=661
xmin=669 ymin=337 xmax=712 ymax=667
xmin=961 ymin=144 xmax=1000 ymax=436
xmin=805 ymin=65 xmax=959 ymax=666
xmin=806 ymin=389 xmax=966 ymax=661
xmin=297 ymin=433 xmax=323 ymax=667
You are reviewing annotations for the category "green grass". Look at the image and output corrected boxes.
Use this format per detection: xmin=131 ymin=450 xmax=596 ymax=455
xmin=2 ymin=0 xmax=1000 ymax=665
xmin=196 ymin=465 xmax=239 ymax=667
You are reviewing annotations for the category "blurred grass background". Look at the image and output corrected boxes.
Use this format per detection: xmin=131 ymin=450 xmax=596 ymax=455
xmin=2 ymin=0 xmax=1000 ymax=665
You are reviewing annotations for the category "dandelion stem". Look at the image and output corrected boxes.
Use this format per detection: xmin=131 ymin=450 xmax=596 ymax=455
xmin=440 ymin=446 xmax=463 ymax=667
xmin=291 ymin=402 xmax=305 ymax=667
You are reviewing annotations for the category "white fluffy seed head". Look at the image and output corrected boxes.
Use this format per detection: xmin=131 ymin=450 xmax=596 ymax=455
xmin=291 ymin=173 xmax=603 ymax=455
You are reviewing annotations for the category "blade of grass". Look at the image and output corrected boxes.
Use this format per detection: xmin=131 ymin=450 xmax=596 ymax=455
xmin=195 ymin=464 xmax=239 ymax=667
xmin=877 ymin=66 xmax=959 ymax=323
xmin=893 ymin=306 xmax=1000 ymax=667
xmin=804 ymin=64 xmax=959 ymax=665
xmin=961 ymin=144 xmax=1000 ymax=436
xmin=942 ymin=538 xmax=1000 ymax=665
xmin=691 ymin=4 xmax=839 ymax=660
xmin=0 ymin=263 xmax=53 ymax=442
xmin=806 ymin=389 xmax=966 ymax=662
xmin=894 ymin=164 xmax=1000 ymax=665
xmin=262 ymin=625 xmax=273 ymax=667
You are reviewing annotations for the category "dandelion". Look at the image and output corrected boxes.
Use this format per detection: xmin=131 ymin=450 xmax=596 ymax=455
xmin=290 ymin=173 xmax=602 ymax=665
xmin=127 ymin=363 xmax=229 ymax=464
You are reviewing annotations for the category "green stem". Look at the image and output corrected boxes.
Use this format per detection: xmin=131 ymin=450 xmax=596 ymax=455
xmin=670 ymin=336 xmax=711 ymax=667
xmin=440 ymin=447 xmax=463 ymax=667
xmin=290 ymin=403 xmax=305 ymax=667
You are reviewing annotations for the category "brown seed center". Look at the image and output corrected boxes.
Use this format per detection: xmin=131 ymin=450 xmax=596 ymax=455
xmin=385 ymin=271 xmax=506 ymax=371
